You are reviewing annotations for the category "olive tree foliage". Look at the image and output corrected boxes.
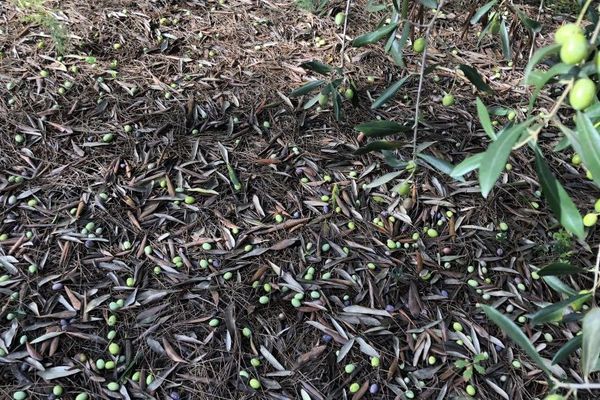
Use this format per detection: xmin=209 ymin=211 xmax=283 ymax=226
xmin=291 ymin=0 xmax=600 ymax=396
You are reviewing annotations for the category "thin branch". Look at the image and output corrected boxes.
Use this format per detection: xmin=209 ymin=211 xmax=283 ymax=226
xmin=411 ymin=1 xmax=446 ymax=160
xmin=339 ymin=0 xmax=352 ymax=70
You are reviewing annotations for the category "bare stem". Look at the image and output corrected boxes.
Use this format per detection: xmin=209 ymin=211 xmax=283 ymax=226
xmin=339 ymin=0 xmax=353 ymax=70
xmin=411 ymin=1 xmax=445 ymax=160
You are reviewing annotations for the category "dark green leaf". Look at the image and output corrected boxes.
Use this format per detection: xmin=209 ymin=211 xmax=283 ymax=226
xmin=352 ymin=23 xmax=398 ymax=47
xmin=470 ymin=1 xmax=498 ymax=24
xmin=300 ymin=61 xmax=332 ymax=75
xmin=290 ymin=80 xmax=325 ymax=97
xmin=481 ymin=305 xmax=551 ymax=376
xmin=372 ymin=75 xmax=411 ymax=109
xmin=451 ymin=153 xmax=485 ymax=178
xmin=542 ymin=276 xmax=577 ymax=297
xmin=515 ymin=9 xmax=542 ymax=33
xmin=479 ymin=120 xmax=531 ymax=197
xmin=499 ymin=20 xmax=512 ymax=60
xmin=523 ymin=44 xmax=561 ymax=84
xmin=459 ymin=64 xmax=493 ymax=93
xmin=476 ymin=98 xmax=497 ymax=140
xmin=354 ymin=120 xmax=411 ymax=137
xmin=574 ymin=112 xmax=600 ymax=189
xmin=476 ymin=18 xmax=494 ymax=47
xmin=582 ymin=308 xmax=600 ymax=378
xmin=537 ymin=263 xmax=586 ymax=277
xmin=530 ymin=292 xmax=591 ymax=325
xmin=382 ymin=150 xmax=407 ymax=168
xmin=389 ymin=23 xmax=411 ymax=67
xmin=354 ymin=141 xmax=404 ymax=155
xmin=419 ymin=0 xmax=437 ymax=8
xmin=417 ymin=153 xmax=465 ymax=182
xmin=534 ymin=147 xmax=584 ymax=239
xmin=488 ymin=106 xmax=509 ymax=116
xmin=332 ymin=91 xmax=342 ymax=121
xmin=552 ymin=335 xmax=582 ymax=365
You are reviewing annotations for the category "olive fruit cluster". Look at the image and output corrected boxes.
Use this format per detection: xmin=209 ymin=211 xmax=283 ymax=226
xmin=555 ymin=23 xmax=597 ymax=111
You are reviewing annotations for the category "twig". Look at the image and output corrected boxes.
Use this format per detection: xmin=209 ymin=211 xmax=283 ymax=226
xmin=339 ymin=0 xmax=352 ymax=70
xmin=528 ymin=0 xmax=544 ymax=60
xmin=592 ymin=244 xmax=600 ymax=297
xmin=411 ymin=1 xmax=446 ymax=160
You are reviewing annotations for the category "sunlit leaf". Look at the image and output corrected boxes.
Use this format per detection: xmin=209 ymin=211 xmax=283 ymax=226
xmin=476 ymin=97 xmax=496 ymax=140
xmin=451 ymin=153 xmax=485 ymax=178
xmin=417 ymin=153 xmax=465 ymax=182
xmin=573 ymin=112 xmax=600 ymax=189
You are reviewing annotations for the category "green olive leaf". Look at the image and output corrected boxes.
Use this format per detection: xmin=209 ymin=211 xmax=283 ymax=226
xmin=354 ymin=120 xmax=412 ymax=137
xmin=479 ymin=120 xmax=531 ymax=197
xmin=480 ymin=304 xmax=551 ymax=376
xmin=290 ymin=80 xmax=325 ymax=97
xmin=552 ymin=335 xmax=582 ymax=365
xmin=476 ymin=97 xmax=496 ymax=140
xmin=534 ymin=146 xmax=584 ymax=239
xmin=524 ymin=43 xmax=561 ymax=84
xmin=470 ymin=0 xmax=497 ymax=24
xmin=352 ymin=22 xmax=399 ymax=47
xmin=459 ymin=64 xmax=493 ymax=93
xmin=530 ymin=292 xmax=591 ymax=325
xmin=354 ymin=141 xmax=404 ymax=155
xmin=300 ymin=61 xmax=332 ymax=75
xmin=573 ymin=112 xmax=600 ymax=189
xmin=537 ymin=262 xmax=586 ymax=277
xmin=582 ymin=308 xmax=600 ymax=378
xmin=451 ymin=153 xmax=485 ymax=178
xmin=372 ymin=75 xmax=412 ymax=109
xmin=499 ymin=20 xmax=512 ymax=60
xmin=417 ymin=153 xmax=465 ymax=182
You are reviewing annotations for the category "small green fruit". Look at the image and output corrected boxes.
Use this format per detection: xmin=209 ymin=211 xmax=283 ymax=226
xmin=466 ymin=384 xmax=476 ymax=396
xmin=349 ymin=382 xmax=360 ymax=393
xmin=96 ymin=358 xmax=106 ymax=369
xmin=344 ymin=363 xmax=355 ymax=374
xmin=75 ymin=394 xmax=89 ymax=400
xmin=344 ymin=88 xmax=354 ymax=99
xmin=413 ymin=37 xmax=426 ymax=53
xmin=13 ymin=391 xmax=27 ymax=400
xmin=53 ymin=385 xmax=64 ymax=396
xmin=442 ymin=93 xmax=455 ymax=106
xmin=242 ymin=327 xmax=252 ymax=337
xmin=14 ymin=134 xmax=24 ymax=144
xmin=40 ymin=70 xmax=49 ymax=78
xmin=544 ymin=394 xmax=566 ymax=400
xmin=426 ymin=228 xmax=439 ymax=238
xmin=184 ymin=195 xmax=196 ymax=204
xmin=583 ymin=213 xmax=598 ymax=227
xmin=569 ymin=78 xmax=596 ymax=110
xmin=560 ymin=34 xmax=588 ymax=65
xmin=595 ymin=198 xmax=600 ymax=213
xmin=109 ymin=342 xmax=120 ymax=355
xmin=335 ymin=12 xmax=346 ymax=26
xmin=202 ymin=242 xmax=212 ymax=250
xmin=371 ymin=356 xmax=380 ymax=367
xmin=132 ymin=371 xmax=140 ymax=381
xmin=251 ymin=357 xmax=261 ymax=367
xmin=554 ymin=23 xmax=583 ymax=45
xmin=209 ymin=318 xmax=220 ymax=327
xmin=102 ymin=133 xmax=115 ymax=143
xmin=249 ymin=378 xmax=261 ymax=389
xmin=107 ymin=382 xmax=120 ymax=391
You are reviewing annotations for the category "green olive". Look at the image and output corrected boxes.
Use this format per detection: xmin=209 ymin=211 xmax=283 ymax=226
xmin=108 ymin=342 xmax=120 ymax=355
xmin=75 ymin=393 xmax=89 ymax=400
xmin=413 ymin=37 xmax=426 ymax=53
xmin=335 ymin=12 xmax=346 ymax=26
xmin=560 ymin=34 xmax=588 ymax=65
xmin=102 ymin=133 xmax=115 ymax=143
xmin=583 ymin=213 xmax=598 ymax=227
xmin=569 ymin=78 xmax=596 ymax=110
xmin=13 ymin=391 xmax=27 ymax=400
xmin=249 ymin=378 xmax=261 ymax=389
xmin=52 ymin=385 xmax=64 ymax=396
xmin=349 ymin=382 xmax=360 ymax=393
xmin=344 ymin=88 xmax=354 ymax=99
xmin=442 ymin=93 xmax=455 ymax=106
xmin=554 ymin=23 xmax=583 ymax=45
xmin=202 ymin=242 xmax=212 ymax=251
xmin=107 ymin=382 xmax=120 ymax=391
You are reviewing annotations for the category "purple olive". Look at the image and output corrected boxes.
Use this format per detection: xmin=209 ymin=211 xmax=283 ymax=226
xmin=169 ymin=392 xmax=181 ymax=400
xmin=52 ymin=283 xmax=64 ymax=291
xmin=369 ymin=383 xmax=380 ymax=394
xmin=322 ymin=334 xmax=333 ymax=343
xmin=293 ymin=211 xmax=300 ymax=219
xmin=212 ymin=259 xmax=221 ymax=267
xmin=440 ymin=290 xmax=449 ymax=297
xmin=496 ymin=248 xmax=504 ymax=256
xmin=85 ymin=240 xmax=95 ymax=248
xmin=323 ymin=205 xmax=329 ymax=213
xmin=385 ymin=304 xmax=395 ymax=313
